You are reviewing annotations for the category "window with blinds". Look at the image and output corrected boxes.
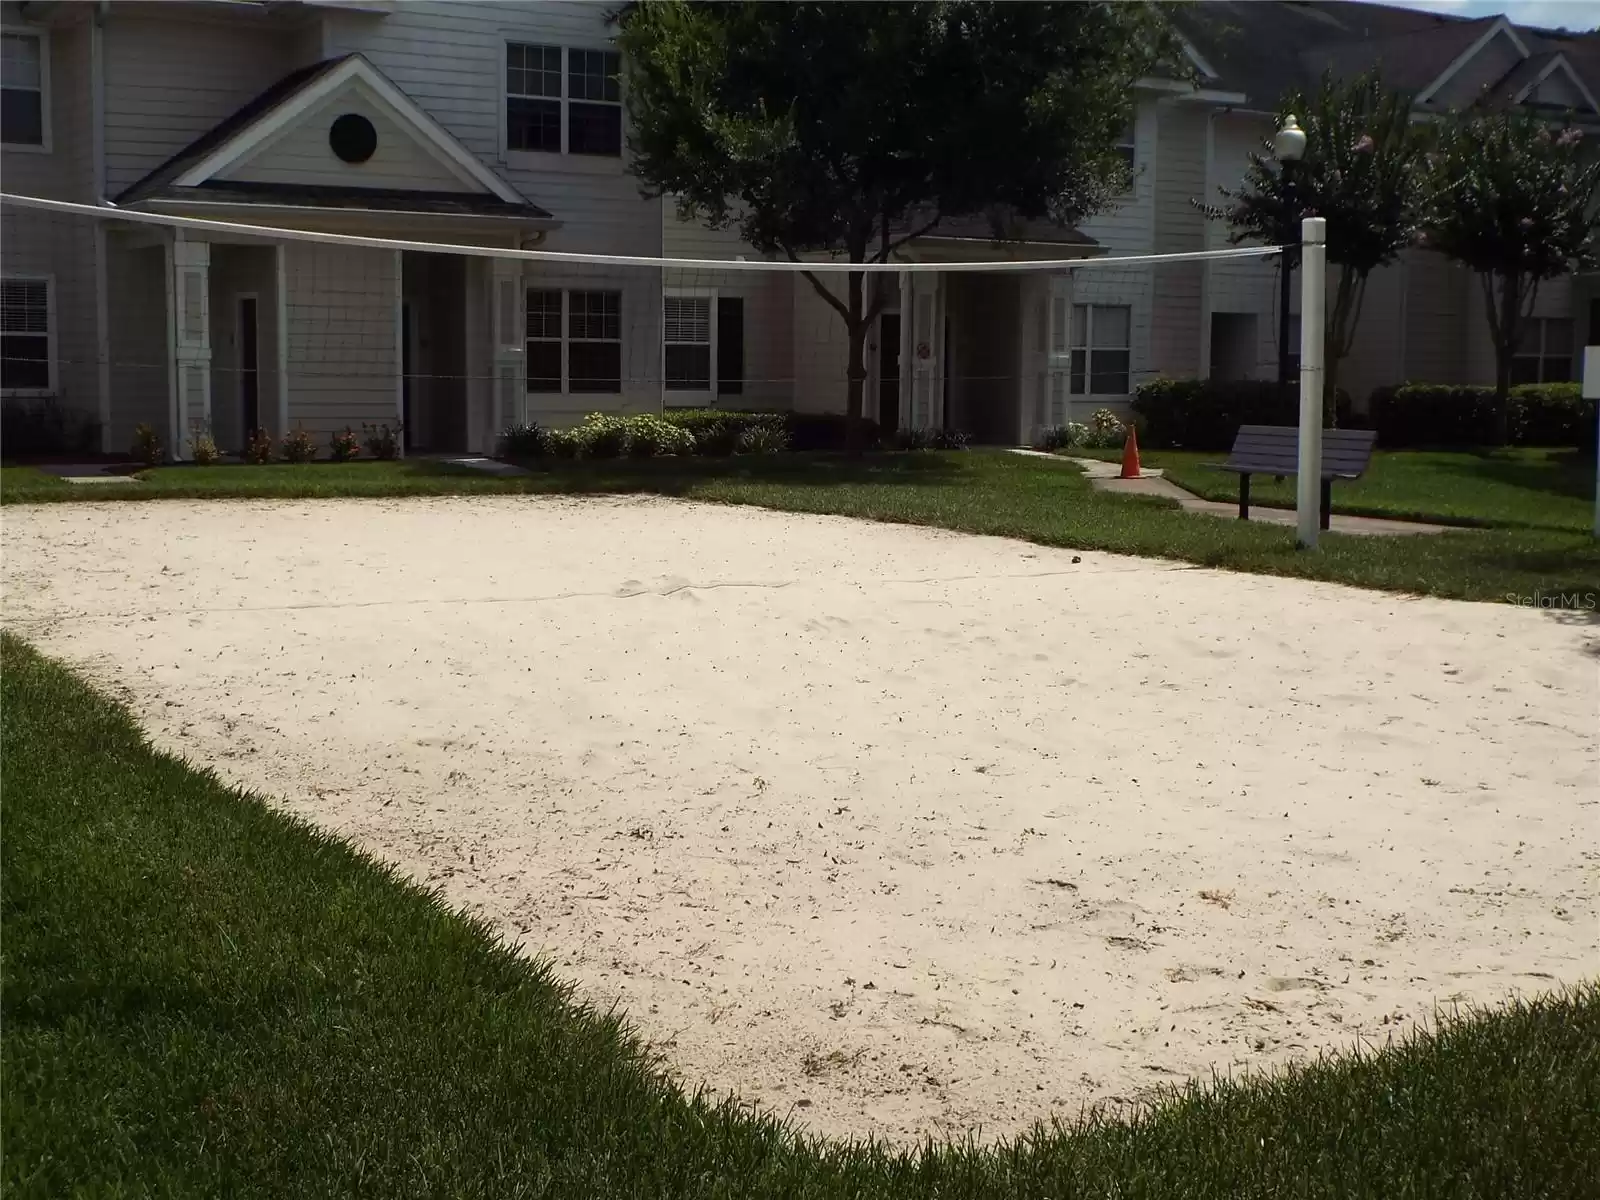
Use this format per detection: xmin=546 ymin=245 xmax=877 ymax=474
xmin=663 ymin=295 xmax=712 ymax=391
xmin=1 ymin=277 xmax=51 ymax=391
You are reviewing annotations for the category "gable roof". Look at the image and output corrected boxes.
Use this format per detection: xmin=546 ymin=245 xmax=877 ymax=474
xmin=1175 ymin=1 xmax=1600 ymax=116
xmin=117 ymin=53 xmax=553 ymax=220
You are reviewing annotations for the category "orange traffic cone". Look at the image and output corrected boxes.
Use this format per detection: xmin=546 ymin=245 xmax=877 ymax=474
xmin=1119 ymin=423 xmax=1142 ymax=479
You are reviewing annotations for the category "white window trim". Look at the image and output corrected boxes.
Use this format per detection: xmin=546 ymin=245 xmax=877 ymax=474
xmin=525 ymin=286 xmax=624 ymax=396
xmin=662 ymin=287 xmax=717 ymax=405
xmin=1068 ymin=302 xmax=1133 ymax=399
xmin=1 ymin=272 xmax=58 ymax=397
xmin=1513 ymin=316 xmax=1574 ymax=383
xmin=502 ymin=39 xmax=623 ymax=162
xmin=2 ymin=26 xmax=51 ymax=154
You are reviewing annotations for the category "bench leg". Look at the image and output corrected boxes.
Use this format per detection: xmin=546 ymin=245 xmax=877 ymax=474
xmin=1239 ymin=474 xmax=1251 ymax=520
xmin=1320 ymin=479 xmax=1332 ymax=531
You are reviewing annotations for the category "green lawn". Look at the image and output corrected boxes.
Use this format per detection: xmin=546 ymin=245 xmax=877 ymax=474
xmin=3 ymin=452 xmax=1597 ymax=603
xmin=1079 ymin=446 xmax=1594 ymax=532
xmin=3 ymin=633 xmax=1596 ymax=1198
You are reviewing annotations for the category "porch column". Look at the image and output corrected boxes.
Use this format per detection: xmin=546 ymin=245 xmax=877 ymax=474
xmin=169 ymin=235 xmax=211 ymax=461
xmin=907 ymin=271 xmax=944 ymax=429
xmin=491 ymin=256 xmax=526 ymax=436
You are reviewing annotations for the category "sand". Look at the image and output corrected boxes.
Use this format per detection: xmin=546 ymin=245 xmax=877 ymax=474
xmin=3 ymin=495 xmax=1595 ymax=1144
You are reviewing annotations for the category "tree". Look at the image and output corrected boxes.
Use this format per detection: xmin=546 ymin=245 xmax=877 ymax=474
xmin=1422 ymin=111 xmax=1600 ymax=439
xmin=617 ymin=1 xmax=1178 ymax=452
xmin=1200 ymin=72 xmax=1424 ymax=420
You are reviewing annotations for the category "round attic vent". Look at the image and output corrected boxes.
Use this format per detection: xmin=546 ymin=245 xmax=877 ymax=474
xmin=329 ymin=113 xmax=378 ymax=164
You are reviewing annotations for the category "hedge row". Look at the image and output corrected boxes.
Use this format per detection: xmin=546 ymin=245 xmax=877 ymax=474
xmin=498 ymin=410 xmax=968 ymax=459
xmin=1368 ymin=383 xmax=1595 ymax=448
xmin=1131 ymin=380 xmax=1351 ymax=451
xmin=1133 ymin=378 xmax=1596 ymax=450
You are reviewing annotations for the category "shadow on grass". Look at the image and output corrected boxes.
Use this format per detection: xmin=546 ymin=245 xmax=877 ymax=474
xmin=1428 ymin=448 xmax=1597 ymax=505
xmin=498 ymin=450 xmax=974 ymax=495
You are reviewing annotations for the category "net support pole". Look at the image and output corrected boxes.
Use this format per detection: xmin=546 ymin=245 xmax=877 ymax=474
xmin=1584 ymin=345 xmax=1600 ymax=538
xmin=1296 ymin=217 xmax=1327 ymax=550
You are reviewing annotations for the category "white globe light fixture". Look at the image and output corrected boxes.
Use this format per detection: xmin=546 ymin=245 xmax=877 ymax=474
xmin=1274 ymin=114 xmax=1307 ymax=162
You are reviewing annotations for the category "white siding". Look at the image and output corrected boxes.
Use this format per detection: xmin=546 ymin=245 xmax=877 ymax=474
xmin=1404 ymin=250 xmax=1473 ymax=384
xmin=103 ymin=13 xmax=296 ymax=195
xmin=790 ymin=274 xmax=852 ymax=415
xmin=1148 ymin=102 xmax=1208 ymax=379
xmin=220 ymin=84 xmax=481 ymax=193
xmin=1077 ymin=99 xmax=1158 ymax=255
xmin=284 ymin=241 xmax=398 ymax=440
xmin=1205 ymin=112 xmax=1280 ymax=381
xmin=1335 ymin=260 xmax=1405 ymax=409
xmin=1 ymin=203 xmax=100 ymax=427
xmin=321 ymin=1 xmax=662 ymax=256
xmin=104 ymin=236 xmax=169 ymax=451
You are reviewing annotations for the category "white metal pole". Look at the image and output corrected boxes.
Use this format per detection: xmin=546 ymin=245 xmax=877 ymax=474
xmin=1584 ymin=345 xmax=1600 ymax=537
xmin=1296 ymin=217 xmax=1327 ymax=550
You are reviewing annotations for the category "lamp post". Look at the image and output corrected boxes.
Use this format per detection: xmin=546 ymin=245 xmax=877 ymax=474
xmin=1274 ymin=115 xmax=1307 ymax=390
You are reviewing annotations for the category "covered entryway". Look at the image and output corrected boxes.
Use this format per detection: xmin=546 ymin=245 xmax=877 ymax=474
xmin=400 ymin=251 xmax=468 ymax=453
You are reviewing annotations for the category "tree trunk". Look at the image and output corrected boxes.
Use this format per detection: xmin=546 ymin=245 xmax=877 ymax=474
xmin=844 ymin=268 xmax=867 ymax=457
xmin=1493 ymin=272 xmax=1519 ymax=446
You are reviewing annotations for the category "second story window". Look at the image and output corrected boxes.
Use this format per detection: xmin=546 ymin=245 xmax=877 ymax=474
xmin=507 ymin=43 xmax=621 ymax=158
xmin=2 ymin=31 xmax=46 ymax=148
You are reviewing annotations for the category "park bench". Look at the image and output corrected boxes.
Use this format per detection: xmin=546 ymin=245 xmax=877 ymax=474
xmin=1213 ymin=424 xmax=1377 ymax=528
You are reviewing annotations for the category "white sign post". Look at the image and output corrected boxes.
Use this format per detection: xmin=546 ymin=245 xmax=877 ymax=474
xmin=1296 ymin=217 xmax=1328 ymax=549
xmin=1586 ymin=345 xmax=1600 ymax=538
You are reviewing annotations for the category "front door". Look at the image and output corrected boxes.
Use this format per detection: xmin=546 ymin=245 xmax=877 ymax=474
xmin=238 ymin=296 xmax=259 ymax=436
xmin=877 ymin=312 xmax=901 ymax=436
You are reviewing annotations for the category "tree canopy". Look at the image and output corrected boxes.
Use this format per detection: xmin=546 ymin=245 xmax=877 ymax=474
xmin=617 ymin=0 xmax=1180 ymax=448
xmin=1422 ymin=111 xmax=1600 ymax=415
xmin=1201 ymin=72 xmax=1426 ymax=416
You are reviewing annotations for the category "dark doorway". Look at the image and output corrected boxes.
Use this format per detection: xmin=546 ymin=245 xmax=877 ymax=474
xmin=401 ymin=300 xmax=414 ymax=452
xmin=877 ymin=312 xmax=900 ymax=435
xmin=1589 ymin=298 xmax=1600 ymax=347
xmin=238 ymin=296 xmax=260 ymax=436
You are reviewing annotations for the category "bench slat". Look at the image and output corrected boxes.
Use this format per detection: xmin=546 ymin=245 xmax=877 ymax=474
xmin=1221 ymin=425 xmax=1375 ymax=479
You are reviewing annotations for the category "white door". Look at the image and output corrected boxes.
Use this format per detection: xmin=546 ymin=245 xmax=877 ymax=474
xmin=907 ymin=272 xmax=944 ymax=429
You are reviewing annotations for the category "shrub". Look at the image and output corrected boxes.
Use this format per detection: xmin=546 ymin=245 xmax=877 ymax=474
xmin=787 ymin=412 xmax=881 ymax=452
xmin=576 ymin=413 xmax=630 ymax=458
xmin=1036 ymin=423 xmax=1090 ymax=452
xmin=543 ymin=428 xmax=582 ymax=460
xmin=498 ymin=423 xmax=546 ymax=458
xmin=280 ymin=427 xmax=317 ymax=464
xmin=1133 ymin=379 xmax=1352 ymax=450
xmin=1369 ymin=382 xmax=1595 ymax=448
xmin=131 ymin=423 xmax=163 ymax=466
xmin=242 ymin=427 xmax=274 ymax=465
xmin=891 ymin=427 xmax=935 ymax=450
xmin=624 ymin=413 xmax=696 ymax=457
xmin=929 ymin=428 xmax=971 ymax=451
xmin=1086 ymin=407 xmax=1126 ymax=449
xmin=737 ymin=423 xmax=790 ymax=454
xmin=362 ymin=422 xmax=402 ymax=461
xmin=659 ymin=409 xmax=786 ymax=456
xmin=329 ymin=427 xmax=361 ymax=463
xmin=0 ymin=399 xmax=101 ymax=458
xmin=188 ymin=429 xmax=219 ymax=465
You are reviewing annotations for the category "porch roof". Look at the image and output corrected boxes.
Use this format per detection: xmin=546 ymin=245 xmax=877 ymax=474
xmin=115 ymin=53 xmax=555 ymax=229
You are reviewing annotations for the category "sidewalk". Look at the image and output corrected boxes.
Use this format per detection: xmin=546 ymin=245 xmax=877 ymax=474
xmin=1010 ymin=449 xmax=1450 ymax=537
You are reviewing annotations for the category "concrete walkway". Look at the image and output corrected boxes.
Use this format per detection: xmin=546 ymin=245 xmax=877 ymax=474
xmin=1010 ymin=449 xmax=1450 ymax=537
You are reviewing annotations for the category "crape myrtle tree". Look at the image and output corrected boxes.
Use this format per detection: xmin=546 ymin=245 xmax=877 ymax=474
xmin=1422 ymin=110 xmax=1600 ymax=441
xmin=1201 ymin=72 xmax=1424 ymax=421
xmin=617 ymin=1 xmax=1180 ymax=452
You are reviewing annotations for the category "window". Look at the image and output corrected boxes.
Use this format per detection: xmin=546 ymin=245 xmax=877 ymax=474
xmin=567 ymin=48 xmax=621 ymax=156
xmin=1512 ymin=317 xmax=1574 ymax=384
xmin=664 ymin=295 xmax=712 ymax=391
xmin=1069 ymin=304 xmax=1131 ymax=395
xmin=1 ymin=277 xmax=52 ymax=392
xmin=506 ymin=43 xmax=620 ymax=156
xmin=662 ymin=293 xmax=745 ymax=399
xmin=1114 ymin=119 xmax=1136 ymax=181
xmin=2 ymin=31 xmax=45 ymax=147
xmin=526 ymin=288 xmax=622 ymax=394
